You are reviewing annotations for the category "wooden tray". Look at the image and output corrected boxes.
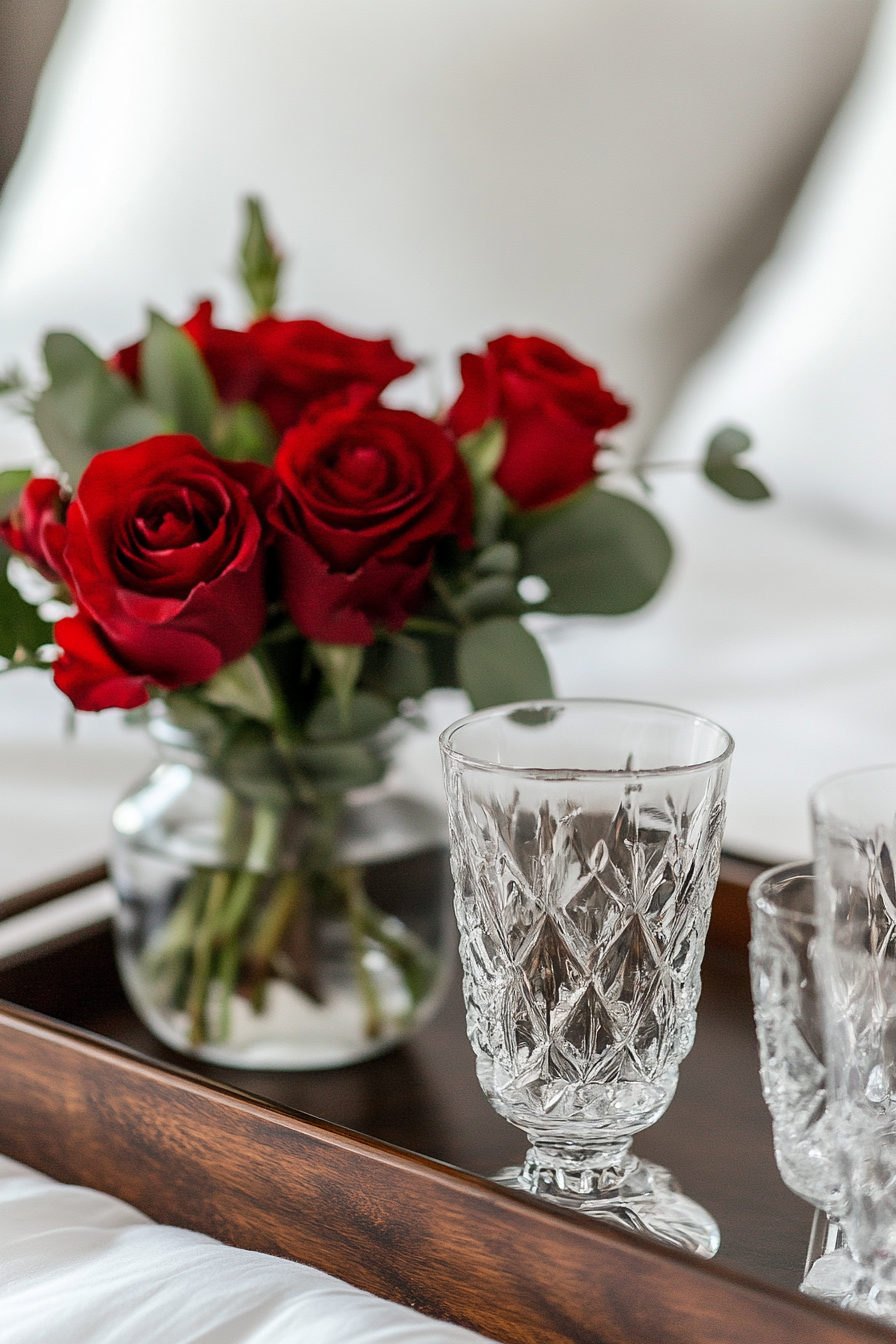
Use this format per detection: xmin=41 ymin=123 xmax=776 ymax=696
xmin=0 ymin=858 xmax=892 ymax=1344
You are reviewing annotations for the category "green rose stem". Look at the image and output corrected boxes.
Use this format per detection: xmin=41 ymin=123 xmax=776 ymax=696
xmin=245 ymin=870 xmax=314 ymax=1013
xmin=185 ymin=869 xmax=233 ymax=1043
xmin=341 ymin=865 xmax=385 ymax=1040
xmin=147 ymin=868 xmax=211 ymax=1009
xmin=176 ymin=802 xmax=282 ymax=1044
xmin=211 ymin=802 xmax=285 ymax=1041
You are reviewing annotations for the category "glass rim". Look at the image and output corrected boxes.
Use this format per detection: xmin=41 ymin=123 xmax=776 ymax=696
xmin=810 ymin=763 xmax=896 ymax=824
xmin=748 ymin=860 xmax=815 ymax=926
xmin=438 ymin=697 xmax=734 ymax=781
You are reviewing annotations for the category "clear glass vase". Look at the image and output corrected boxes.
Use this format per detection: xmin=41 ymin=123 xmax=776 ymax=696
xmin=110 ymin=714 xmax=452 ymax=1069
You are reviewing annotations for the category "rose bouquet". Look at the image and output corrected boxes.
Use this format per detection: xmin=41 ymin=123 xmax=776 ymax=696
xmin=0 ymin=200 xmax=766 ymax=1063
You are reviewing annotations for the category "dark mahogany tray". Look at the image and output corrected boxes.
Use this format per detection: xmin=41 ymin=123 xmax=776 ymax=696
xmin=0 ymin=858 xmax=892 ymax=1344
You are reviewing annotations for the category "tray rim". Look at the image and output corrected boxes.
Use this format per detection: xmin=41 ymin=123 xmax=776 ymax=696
xmin=4 ymin=856 xmax=888 ymax=1344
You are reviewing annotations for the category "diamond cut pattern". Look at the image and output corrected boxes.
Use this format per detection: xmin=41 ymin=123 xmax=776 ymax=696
xmin=446 ymin=771 xmax=726 ymax=1141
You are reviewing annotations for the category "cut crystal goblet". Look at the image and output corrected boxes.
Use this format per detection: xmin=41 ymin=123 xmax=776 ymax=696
xmin=812 ymin=767 xmax=896 ymax=1325
xmin=748 ymin=861 xmax=861 ymax=1303
xmin=440 ymin=699 xmax=733 ymax=1257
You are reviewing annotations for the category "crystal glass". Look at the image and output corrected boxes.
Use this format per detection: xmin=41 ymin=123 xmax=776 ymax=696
xmin=112 ymin=712 xmax=452 ymax=1070
xmin=813 ymin=767 xmax=896 ymax=1323
xmin=748 ymin=861 xmax=859 ymax=1302
xmin=440 ymin=699 xmax=733 ymax=1257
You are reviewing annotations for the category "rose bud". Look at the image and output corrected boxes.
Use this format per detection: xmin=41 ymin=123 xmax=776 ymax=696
xmin=0 ymin=477 xmax=67 ymax=581
xmin=446 ymin=333 xmax=630 ymax=510
xmin=271 ymin=392 xmax=473 ymax=645
xmin=59 ymin=436 xmax=276 ymax=691
xmin=111 ymin=300 xmax=415 ymax=435
xmin=53 ymin=613 xmax=152 ymax=712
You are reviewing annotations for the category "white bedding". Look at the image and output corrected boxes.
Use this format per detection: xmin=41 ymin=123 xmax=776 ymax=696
xmin=0 ymin=1155 xmax=486 ymax=1344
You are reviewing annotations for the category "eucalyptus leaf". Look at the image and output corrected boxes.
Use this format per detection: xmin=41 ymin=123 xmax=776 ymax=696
xmin=213 ymin=400 xmax=277 ymax=464
xmin=33 ymin=332 xmax=142 ymax=483
xmin=457 ymin=616 xmax=553 ymax=711
xmin=100 ymin=400 xmax=167 ymax=450
xmin=310 ymin=642 xmax=364 ymax=730
xmin=703 ymin=426 xmax=771 ymax=502
xmin=140 ymin=312 xmax=216 ymax=445
xmin=458 ymin=420 xmax=505 ymax=486
xmin=474 ymin=541 xmax=519 ymax=577
xmin=455 ymin=574 xmax=520 ymax=619
xmin=163 ymin=692 xmax=229 ymax=758
xmin=0 ymin=367 xmax=24 ymax=396
xmin=0 ymin=548 xmax=54 ymax=660
xmin=218 ymin=722 xmax=292 ymax=808
xmin=0 ymin=470 xmax=31 ymax=518
xmin=473 ymin=479 xmax=509 ymax=549
xmin=306 ymin=690 xmax=394 ymax=743
xmin=201 ymin=654 xmax=276 ymax=724
xmin=517 ymin=486 xmax=673 ymax=615
xmin=289 ymin=741 xmax=386 ymax=794
xmin=362 ymin=633 xmax=433 ymax=703
xmin=241 ymin=197 xmax=282 ymax=320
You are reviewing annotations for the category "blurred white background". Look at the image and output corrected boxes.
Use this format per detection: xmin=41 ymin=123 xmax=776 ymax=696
xmin=1 ymin=0 xmax=894 ymax=891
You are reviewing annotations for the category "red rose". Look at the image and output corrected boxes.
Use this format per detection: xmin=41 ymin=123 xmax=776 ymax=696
xmin=59 ymin=435 xmax=275 ymax=691
xmin=246 ymin=313 xmax=415 ymax=436
xmin=0 ymin=477 xmax=67 ymax=581
xmin=53 ymin=614 xmax=152 ymax=711
xmin=271 ymin=393 xmax=473 ymax=644
xmin=111 ymin=301 xmax=415 ymax=435
xmin=446 ymin=333 xmax=630 ymax=510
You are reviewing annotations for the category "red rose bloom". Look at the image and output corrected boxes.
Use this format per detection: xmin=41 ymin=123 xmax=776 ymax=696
xmin=58 ymin=435 xmax=275 ymax=698
xmin=446 ymin=333 xmax=630 ymax=510
xmin=0 ymin=477 xmax=67 ymax=581
xmin=53 ymin=614 xmax=152 ymax=711
xmin=111 ymin=301 xmax=415 ymax=435
xmin=271 ymin=393 xmax=473 ymax=644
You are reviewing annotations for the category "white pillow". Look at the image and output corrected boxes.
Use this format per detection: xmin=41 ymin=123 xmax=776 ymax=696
xmin=539 ymin=0 xmax=896 ymax=862
xmin=654 ymin=0 xmax=896 ymax=534
xmin=0 ymin=0 xmax=876 ymax=464
xmin=0 ymin=1154 xmax=485 ymax=1344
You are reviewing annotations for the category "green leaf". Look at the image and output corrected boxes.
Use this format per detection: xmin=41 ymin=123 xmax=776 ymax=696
xmin=33 ymin=333 xmax=132 ymax=483
xmin=32 ymin=332 xmax=165 ymax=484
xmin=516 ymin=486 xmax=673 ymax=616
xmin=703 ymin=426 xmax=771 ymax=502
xmin=288 ymin=741 xmax=386 ymax=795
xmin=455 ymin=574 xmax=520 ymax=619
xmin=473 ymin=479 xmax=508 ymax=549
xmin=310 ymin=642 xmax=364 ymax=732
xmin=0 ymin=469 xmax=31 ymax=518
xmin=240 ymin=197 xmax=282 ymax=320
xmin=200 ymin=654 xmax=276 ymax=724
xmin=213 ymin=400 xmax=277 ymax=464
xmin=362 ymin=633 xmax=433 ymax=704
xmin=306 ymin=690 xmax=394 ymax=743
xmin=218 ymin=723 xmax=293 ymax=808
xmin=162 ymin=692 xmax=229 ymax=758
xmin=0 ymin=548 xmax=54 ymax=660
xmin=457 ymin=616 xmax=553 ymax=711
xmin=0 ymin=367 xmax=25 ymax=396
xmin=473 ymin=541 xmax=519 ymax=577
xmin=458 ymin=420 xmax=505 ymax=487
xmin=140 ymin=311 xmax=216 ymax=445
xmin=100 ymin=400 xmax=167 ymax=450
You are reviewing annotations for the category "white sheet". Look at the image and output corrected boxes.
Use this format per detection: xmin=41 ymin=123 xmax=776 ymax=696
xmin=0 ymin=1154 xmax=486 ymax=1344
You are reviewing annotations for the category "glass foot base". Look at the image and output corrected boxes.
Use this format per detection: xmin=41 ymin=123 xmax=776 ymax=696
xmin=802 ymin=1248 xmax=867 ymax=1306
xmin=493 ymin=1153 xmax=720 ymax=1259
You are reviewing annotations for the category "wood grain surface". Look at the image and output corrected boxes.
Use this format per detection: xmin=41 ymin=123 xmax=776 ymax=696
xmin=5 ymin=854 xmax=891 ymax=1344
xmin=1 ymin=1000 xmax=894 ymax=1344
